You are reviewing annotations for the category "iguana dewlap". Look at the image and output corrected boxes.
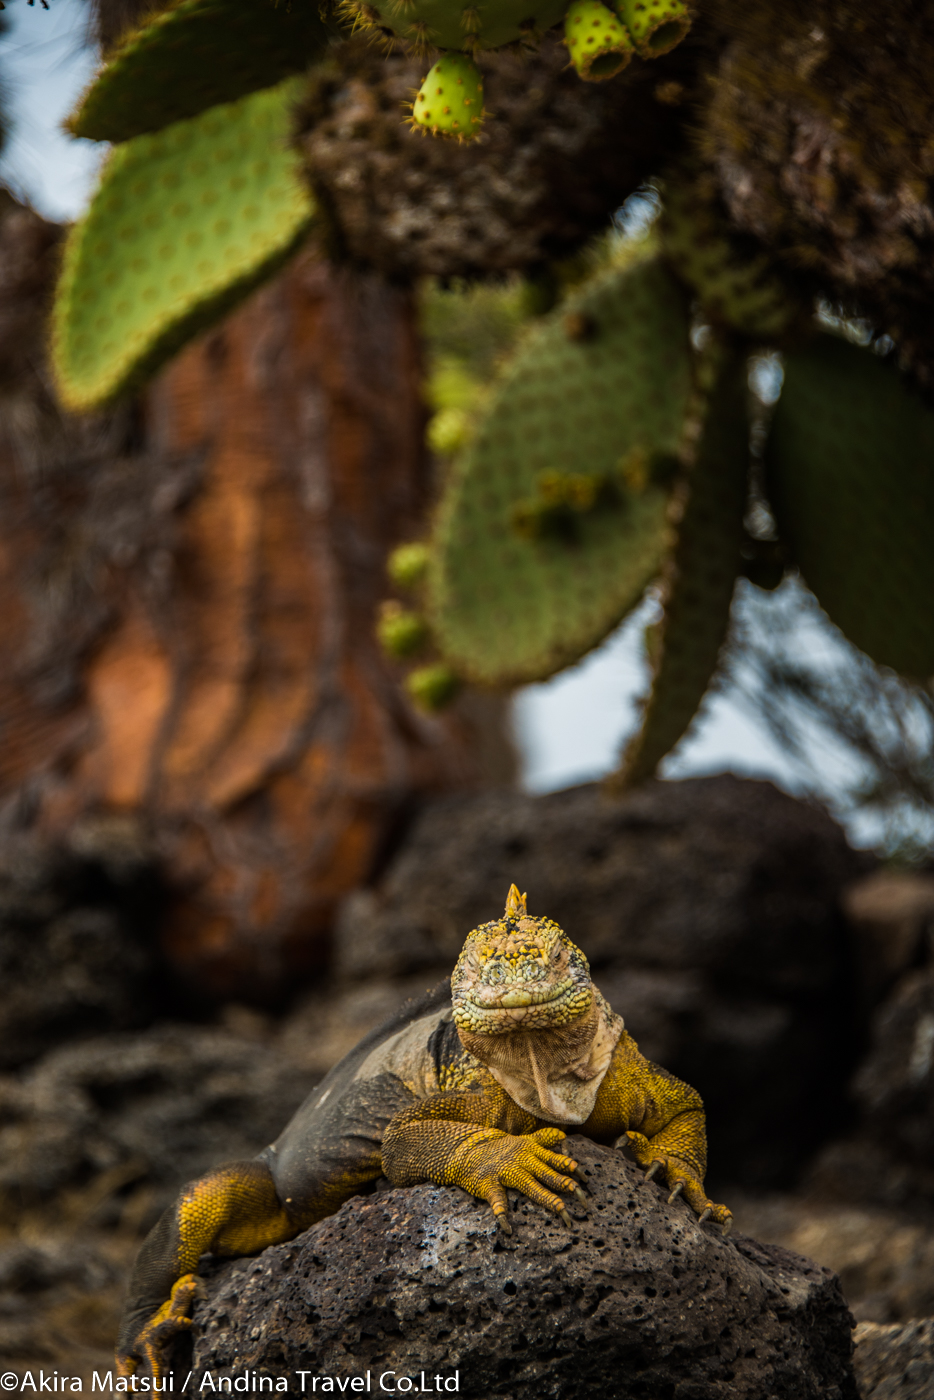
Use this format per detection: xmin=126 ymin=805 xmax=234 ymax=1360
xmin=116 ymin=885 xmax=731 ymax=1379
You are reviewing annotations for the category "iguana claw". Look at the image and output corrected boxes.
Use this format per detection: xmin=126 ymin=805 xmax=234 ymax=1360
xmin=118 ymin=1273 xmax=198 ymax=1383
xmin=644 ymin=1160 xmax=662 ymax=1183
xmin=559 ymin=1208 xmax=574 ymax=1229
xmin=667 ymin=1181 xmax=683 ymax=1204
xmin=698 ymin=1206 xmax=712 ymax=1224
xmin=573 ymin=1186 xmax=588 ymax=1206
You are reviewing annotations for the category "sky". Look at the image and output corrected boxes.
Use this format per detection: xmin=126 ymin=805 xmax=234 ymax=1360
xmin=0 ymin=0 xmax=103 ymax=220
xmin=514 ymin=589 xmax=815 ymax=798
xmin=0 ymin=0 xmax=889 ymax=842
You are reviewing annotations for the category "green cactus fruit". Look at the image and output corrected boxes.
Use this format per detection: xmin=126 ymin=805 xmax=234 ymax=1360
xmin=388 ymin=542 xmax=432 ymax=591
xmin=766 ymin=332 xmax=934 ymax=680
xmin=564 ymin=0 xmax=634 ymax=82
xmin=411 ymin=52 xmax=485 ymax=140
xmin=406 ymin=663 xmax=461 ymax=711
xmin=359 ymin=0 xmax=566 ymax=55
xmin=53 ymin=79 xmax=314 ymax=413
xmin=660 ymin=167 xmax=805 ymax=339
xmin=617 ymin=345 xmax=750 ymax=786
xmin=69 ymin=0 xmax=328 ymax=143
xmin=428 ymin=255 xmax=692 ymax=686
xmin=377 ymin=601 xmax=431 ymax=658
xmin=614 ymin=0 xmax=691 ymax=57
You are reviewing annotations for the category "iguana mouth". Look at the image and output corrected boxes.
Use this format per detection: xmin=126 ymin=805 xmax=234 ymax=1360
xmin=453 ymin=979 xmax=593 ymax=1035
xmin=461 ymin=981 xmax=579 ymax=1011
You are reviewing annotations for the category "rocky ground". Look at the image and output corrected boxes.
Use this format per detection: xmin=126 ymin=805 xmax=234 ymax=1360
xmin=0 ymin=777 xmax=931 ymax=1393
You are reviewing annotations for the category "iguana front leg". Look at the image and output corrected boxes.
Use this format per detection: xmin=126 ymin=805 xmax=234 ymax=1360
xmin=381 ymin=1092 xmax=586 ymax=1234
xmin=585 ymin=1037 xmax=732 ymax=1235
xmin=620 ymin=1111 xmax=732 ymax=1235
xmin=117 ymin=1160 xmax=296 ymax=1381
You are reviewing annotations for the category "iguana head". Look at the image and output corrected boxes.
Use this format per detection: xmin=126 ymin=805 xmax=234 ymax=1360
xmin=451 ymin=884 xmax=593 ymax=1037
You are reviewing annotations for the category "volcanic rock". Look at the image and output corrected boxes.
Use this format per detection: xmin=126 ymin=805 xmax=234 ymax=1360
xmin=853 ymin=1318 xmax=934 ymax=1400
xmin=0 ymin=1025 xmax=318 ymax=1224
xmin=189 ymin=1136 xmax=858 ymax=1400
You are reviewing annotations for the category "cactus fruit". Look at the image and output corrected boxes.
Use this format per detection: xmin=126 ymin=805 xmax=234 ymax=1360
xmin=511 ymin=467 xmax=619 ymax=539
xmin=410 ymin=52 xmax=485 ymax=139
xmin=428 ymin=256 xmax=692 ymax=686
xmin=563 ymin=0 xmax=633 ymax=82
xmin=766 ymin=332 xmax=934 ymax=680
xmin=53 ymin=80 xmax=314 ymax=413
xmin=659 ymin=166 xmax=805 ymax=340
xmin=615 ymin=0 xmax=691 ymax=58
xmin=69 ymin=0 xmax=329 ymax=144
xmin=406 ymin=663 xmax=461 ymax=711
xmin=388 ymin=542 xmax=432 ymax=591
xmin=377 ymin=601 xmax=431 ymax=658
xmin=616 ymin=344 xmax=750 ymax=786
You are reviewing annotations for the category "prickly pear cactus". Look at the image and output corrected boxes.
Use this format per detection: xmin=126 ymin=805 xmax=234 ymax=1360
xmin=616 ymin=344 xmax=750 ymax=786
xmin=69 ymin=0 xmax=329 ymax=143
xmin=411 ymin=52 xmax=485 ymax=139
xmin=72 ymin=0 xmax=697 ymax=149
xmin=427 ymin=255 xmax=692 ymax=685
xmin=766 ymin=332 xmax=934 ymax=680
xmin=53 ymin=79 xmax=314 ymax=412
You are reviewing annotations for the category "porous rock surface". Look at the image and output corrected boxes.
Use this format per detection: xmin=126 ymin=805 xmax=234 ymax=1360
xmin=190 ymin=1138 xmax=858 ymax=1400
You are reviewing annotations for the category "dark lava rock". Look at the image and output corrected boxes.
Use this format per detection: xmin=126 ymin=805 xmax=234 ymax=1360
xmin=853 ymin=1318 xmax=934 ymax=1400
xmin=809 ymin=965 xmax=934 ymax=1213
xmin=190 ymin=1138 xmax=857 ymax=1400
xmin=0 ymin=824 xmax=165 ymax=1069
xmin=337 ymin=776 xmax=870 ymax=1185
xmin=0 ymin=1025 xmax=318 ymax=1223
xmin=854 ymin=967 xmax=934 ymax=1167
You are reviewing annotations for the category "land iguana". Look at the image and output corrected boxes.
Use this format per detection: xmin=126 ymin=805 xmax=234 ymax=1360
xmin=116 ymin=885 xmax=732 ymax=1378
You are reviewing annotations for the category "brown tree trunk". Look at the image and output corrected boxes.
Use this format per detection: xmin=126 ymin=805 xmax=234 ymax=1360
xmin=0 ymin=215 xmax=504 ymax=999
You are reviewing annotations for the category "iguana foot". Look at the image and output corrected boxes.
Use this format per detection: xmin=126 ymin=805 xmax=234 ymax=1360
xmin=620 ymin=1131 xmax=733 ymax=1237
xmin=116 ymin=1273 xmax=198 ymax=1382
xmin=451 ymin=1126 xmax=586 ymax=1234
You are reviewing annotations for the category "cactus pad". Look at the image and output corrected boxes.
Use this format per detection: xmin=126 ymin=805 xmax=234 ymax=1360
xmin=411 ymin=52 xmax=485 ymax=139
xmin=361 ymin=0 xmax=567 ymax=54
xmin=428 ymin=257 xmax=692 ymax=686
xmin=617 ymin=346 xmax=750 ymax=786
xmin=766 ymin=332 xmax=934 ymax=680
xmin=53 ymin=80 xmax=314 ymax=413
xmin=615 ymin=0 xmax=691 ymax=57
xmin=69 ymin=0 xmax=329 ymax=143
xmin=564 ymin=0 xmax=634 ymax=81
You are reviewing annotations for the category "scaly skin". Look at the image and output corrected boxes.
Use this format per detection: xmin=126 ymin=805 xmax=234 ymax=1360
xmin=116 ymin=884 xmax=730 ymax=1379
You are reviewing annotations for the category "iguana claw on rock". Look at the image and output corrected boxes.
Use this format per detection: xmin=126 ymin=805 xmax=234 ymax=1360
xmin=116 ymin=884 xmax=732 ymax=1378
